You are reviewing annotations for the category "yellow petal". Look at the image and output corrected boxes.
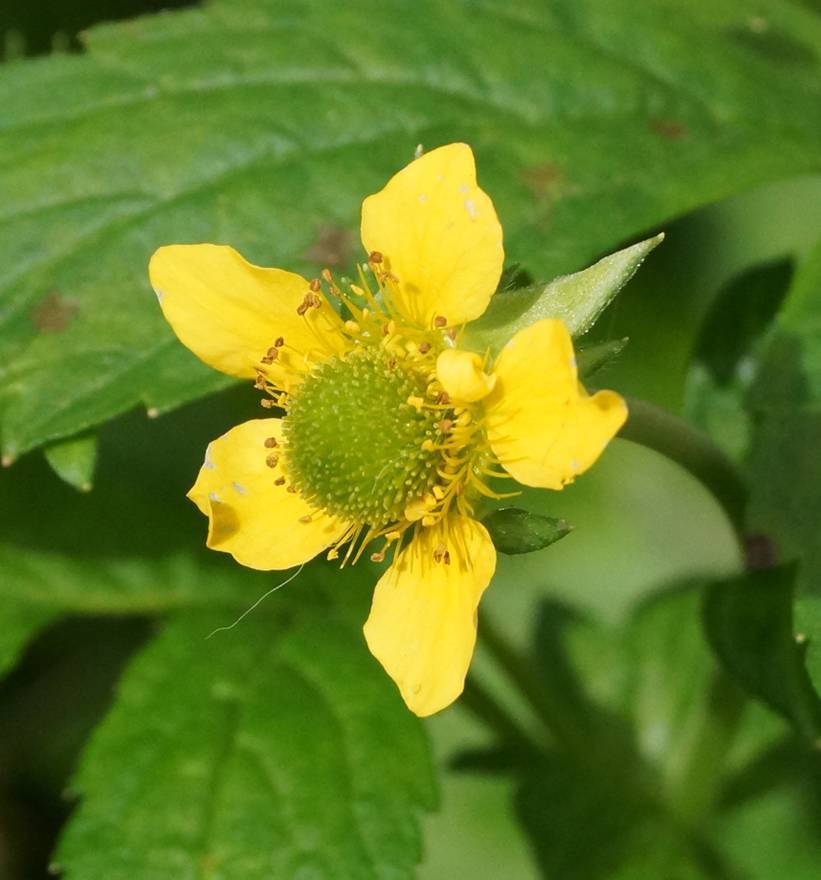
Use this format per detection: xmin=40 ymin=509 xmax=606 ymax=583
xmin=363 ymin=517 xmax=496 ymax=716
xmin=188 ymin=418 xmax=349 ymax=570
xmin=485 ymin=318 xmax=627 ymax=489
xmin=436 ymin=348 xmax=496 ymax=403
xmin=149 ymin=244 xmax=342 ymax=385
xmin=360 ymin=143 xmax=503 ymax=328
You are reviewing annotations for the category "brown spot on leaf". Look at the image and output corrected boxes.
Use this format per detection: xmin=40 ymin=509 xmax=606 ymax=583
xmin=302 ymin=224 xmax=356 ymax=269
xmin=650 ymin=119 xmax=687 ymax=140
xmin=31 ymin=292 xmax=79 ymax=333
xmin=522 ymin=163 xmax=565 ymax=203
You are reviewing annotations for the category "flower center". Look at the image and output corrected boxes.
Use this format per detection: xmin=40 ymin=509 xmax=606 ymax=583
xmin=283 ymin=347 xmax=440 ymax=526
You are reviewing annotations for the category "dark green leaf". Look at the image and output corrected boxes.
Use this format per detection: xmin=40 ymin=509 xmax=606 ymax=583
xmin=57 ymin=610 xmax=436 ymax=879
xmin=482 ymin=508 xmax=571 ymax=556
xmin=0 ymin=597 xmax=56 ymax=678
xmin=694 ymin=259 xmax=794 ymax=385
xmin=3 ymin=0 xmax=821 ymax=456
xmin=464 ymin=236 xmax=663 ymax=354
xmin=703 ymin=564 xmax=821 ymax=740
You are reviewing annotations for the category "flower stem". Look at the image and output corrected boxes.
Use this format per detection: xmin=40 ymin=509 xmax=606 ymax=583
xmin=619 ymin=396 xmax=748 ymax=539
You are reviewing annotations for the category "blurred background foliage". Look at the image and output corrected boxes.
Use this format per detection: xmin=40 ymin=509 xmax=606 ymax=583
xmin=1 ymin=0 xmax=821 ymax=878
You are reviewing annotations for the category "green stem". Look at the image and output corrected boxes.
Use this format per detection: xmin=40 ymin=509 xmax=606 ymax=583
xmin=620 ymin=396 xmax=748 ymax=538
xmin=477 ymin=612 xmax=587 ymax=757
xmin=460 ymin=675 xmax=543 ymax=756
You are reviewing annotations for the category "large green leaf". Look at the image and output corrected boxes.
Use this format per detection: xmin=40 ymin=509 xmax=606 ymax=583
xmin=2 ymin=0 xmax=821 ymax=458
xmin=56 ymin=610 xmax=436 ymax=879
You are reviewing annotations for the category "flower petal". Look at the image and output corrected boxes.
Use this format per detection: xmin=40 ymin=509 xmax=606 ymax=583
xmin=360 ymin=143 xmax=503 ymax=328
xmin=485 ymin=318 xmax=627 ymax=489
xmin=188 ymin=418 xmax=349 ymax=570
xmin=436 ymin=348 xmax=496 ymax=403
xmin=149 ymin=244 xmax=342 ymax=384
xmin=363 ymin=516 xmax=496 ymax=716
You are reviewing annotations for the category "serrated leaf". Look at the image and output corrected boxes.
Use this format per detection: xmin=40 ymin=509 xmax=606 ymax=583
xmin=703 ymin=565 xmax=821 ymax=741
xmin=463 ymin=235 xmax=663 ymax=354
xmin=482 ymin=508 xmax=571 ymax=556
xmin=3 ymin=0 xmax=821 ymax=456
xmin=56 ymin=610 xmax=436 ymax=880
xmin=43 ymin=430 xmax=97 ymax=492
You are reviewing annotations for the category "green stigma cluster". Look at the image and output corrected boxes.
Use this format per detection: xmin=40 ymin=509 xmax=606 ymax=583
xmin=283 ymin=347 xmax=441 ymax=526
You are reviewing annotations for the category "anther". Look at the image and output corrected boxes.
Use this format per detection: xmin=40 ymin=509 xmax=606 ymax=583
xmin=368 ymin=251 xmax=383 ymax=264
xmin=266 ymin=347 xmax=280 ymax=360
xmin=296 ymin=301 xmax=309 ymax=316
xmin=418 ymin=341 xmax=431 ymax=355
xmin=264 ymin=437 xmax=278 ymax=448
xmin=274 ymin=476 xmax=286 ymax=486
xmin=260 ymin=398 xmax=275 ymax=408
xmin=438 ymin=419 xmax=453 ymax=434
xmin=274 ymin=337 xmax=285 ymax=347
xmin=447 ymin=328 xmax=457 ymax=340
xmin=321 ymin=268 xmax=333 ymax=283
xmin=434 ymin=315 xmax=448 ymax=328
xmin=327 ymin=547 xmax=339 ymax=561
xmin=370 ymin=550 xmax=386 ymax=563
xmin=435 ymin=390 xmax=450 ymax=405
xmin=266 ymin=455 xmax=279 ymax=468
xmin=299 ymin=514 xmax=313 ymax=524
xmin=309 ymin=278 xmax=321 ymax=292
xmin=287 ymin=485 xmax=297 ymax=493
xmin=433 ymin=542 xmax=447 ymax=563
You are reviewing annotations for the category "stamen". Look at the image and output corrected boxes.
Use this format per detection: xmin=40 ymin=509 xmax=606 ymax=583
xmin=264 ymin=437 xmax=278 ymax=448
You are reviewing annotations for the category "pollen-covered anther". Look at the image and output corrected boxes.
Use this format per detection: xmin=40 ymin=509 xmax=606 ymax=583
xmin=433 ymin=543 xmax=450 ymax=565
xmin=438 ymin=419 xmax=453 ymax=434
xmin=264 ymin=436 xmax=278 ymax=448
xmin=274 ymin=476 xmax=286 ymax=486
xmin=265 ymin=455 xmax=279 ymax=468
xmin=260 ymin=398 xmax=275 ymax=408
xmin=434 ymin=315 xmax=448 ymax=329
xmin=309 ymin=278 xmax=321 ymax=292
xmin=418 ymin=342 xmax=431 ymax=355
xmin=274 ymin=336 xmax=285 ymax=347
xmin=370 ymin=550 xmax=386 ymax=563
xmin=368 ymin=251 xmax=383 ymax=265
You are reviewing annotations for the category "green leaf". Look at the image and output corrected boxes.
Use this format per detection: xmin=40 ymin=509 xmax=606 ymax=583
xmin=3 ymin=0 xmax=821 ymax=457
xmin=763 ymin=241 xmax=821 ymax=407
xmin=43 ymin=431 xmax=97 ymax=492
xmin=464 ymin=235 xmax=664 ymax=354
xmin=482 ymin=508 xmax=572 ymax=556
xmin=56 ymin=610 xmax=436 ymax=879
xmin=0 ymin=597 xmax=56 ymax=678
xmin=703 ymin=564 xmax=821 ymax=740
xmin=693 ymin=258 xmax=794 ymax=386
xmin=576 ymin=337 xmax=629 ymax=381
xmin=744 ymin=243 xmax=821 ymax=598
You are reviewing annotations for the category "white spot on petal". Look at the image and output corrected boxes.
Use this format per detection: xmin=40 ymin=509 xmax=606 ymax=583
xmin=569 ymin=356 xmax=577 ymax=369
xmin=464 ymin=198 xmax=477 ymax=219
xmin=458 ymin=183 xmax=469 ymax=194
xmin=232 ymin=481 xmax=247 ymax=496
xmin=203 ymin=445 xmax=216 ymax=470
xmin=418 ymin=193 xmax=428 ymax=204
xmin=153 ymin=287 xmax=165 ymax=302
xmin=208 ymin=491 xmax=221 ymax=502
xmin=570 ymin=458 xmax=579 ymax=472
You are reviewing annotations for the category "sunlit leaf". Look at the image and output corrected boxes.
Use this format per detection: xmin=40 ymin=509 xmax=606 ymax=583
xmin=2 ymin=0 xmax=821 ymax=456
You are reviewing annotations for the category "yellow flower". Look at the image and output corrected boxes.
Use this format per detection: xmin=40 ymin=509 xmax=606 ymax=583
xmin=149 ymin=143 xmax=627 ymax=717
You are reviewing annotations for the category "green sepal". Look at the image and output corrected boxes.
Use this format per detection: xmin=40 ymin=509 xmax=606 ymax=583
xmin=43 ymin=432 xmax=98 ymax=493
xmin=482 ymin=507 xmax=572 ymax=555
xmin=464 ymin=234 xmax=663 ymax=356
xmin=576 ymin=337 xmax=629 ymax=381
